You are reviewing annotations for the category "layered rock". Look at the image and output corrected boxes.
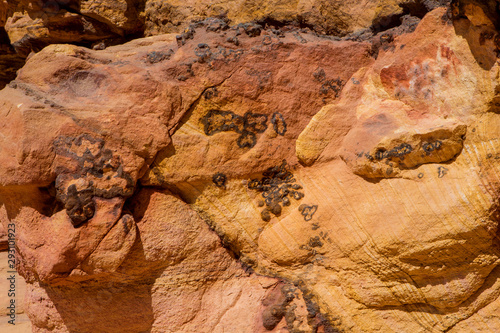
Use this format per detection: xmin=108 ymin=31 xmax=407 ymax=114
xmin=0 ymin=19 xmax=354 ymax=332
xmin=143 ymin=0 xmax=439 ymax=37
xmin=1 ymin=1 xmax=500 ymax=333
xmin=0 ymin=0 xmax=446 ymax=89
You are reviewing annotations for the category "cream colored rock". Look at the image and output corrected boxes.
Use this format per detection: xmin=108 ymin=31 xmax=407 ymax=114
xmin=4 ymin=9 xmax=116 ymax=56
xmin=79 ymin=0 xmax=143 ymax=35
xmin=0 ymin=252 xmax=31 ymax=333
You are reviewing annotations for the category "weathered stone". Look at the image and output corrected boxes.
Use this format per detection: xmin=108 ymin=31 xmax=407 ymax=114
xmin=143 ymin=0 xmax=444 ymax=37
xmin=1 ymin=2 xmax=500 ymax=333
xmin=17 ymin=188 xmax=322 ymax=332
xmin=5 ymin=7 xmax=117 ymax=56
xmin=0 ymin=0 xmax=451 ymax=89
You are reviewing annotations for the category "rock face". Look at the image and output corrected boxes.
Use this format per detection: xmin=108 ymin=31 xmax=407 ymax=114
xmin=19 ymin=188 xmax=325 ymax=333
xmin=142 ymin=0 xmax=427 ymax=37
xmin=1 ymin=0 xmax=500 ymax=332
xmin=0 ymin=0 xmax=445 ymax=89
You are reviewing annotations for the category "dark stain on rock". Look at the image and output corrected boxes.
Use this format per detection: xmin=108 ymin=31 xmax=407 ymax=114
xmin=261 ymin=283 xmax=296 ymax=331
xmin=63 ymin=184 xmax=95 ymax=227
xmin=248 ymin=160 xmax=304 ymax=221
xmin=298 ymin=204 xmax=318 ymax=221
xmin=212 ymin=172 xmax=227 ymax=188
xmin=53 ymin=134 xmax=135 ymax=226
xmin=200 ymin=109 xmax=271 ymax=148
xmin=308 ymin=236 xmax=323 ymax=248
xmin=271 ymin=112 xmax=287 ymax=136
xmin=145 ymin=50 xmax=174 ymax=64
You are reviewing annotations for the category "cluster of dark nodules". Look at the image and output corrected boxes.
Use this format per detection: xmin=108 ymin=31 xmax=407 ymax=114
xmin=307 ymin=236 xmax=323 ymax=248
xmin=203 ymin=86 xmax=218 ymax=100
xmin=234 ymin=22 xmax=262 ymax=37
xmin=194 ymin=43 xmax=211 ymax=62
xmin=362 ymin=140 xmax=443 ymax=163
xmin=176 ymin=25 xmax=196 ymax=47
xmin=298 ymin=204 xmax=318 ymax=221
xmin=53 ymin=134 xmax=135 ymax=227
xmin=270 ymin=112 xmax=287 ymax=136
xmin=422 ymin=140 xmax=442 ymax=154
xmin=200 ymin=109 xmax=286 ymax=148
xmin=201 ymin=109 xmax=266 ymax=148
xmin=54 ymin=135 xmax=134 ymax=193
xmin=145 ymin=49 xmax=174 ymax=64
xmin=320 ymin=78 xmax=344 ymax=97
xmin=374 ymin=143 xmax=413 ymax=160
xmin=212 ymin=172 xmax=227 ymax=188
xmin=313 ymin=68 xmax=345 ymax=98
xmin=226 ymin=36 xmax=239 ymax=46
xmin=176 ymin=18 xmax=262 ymax=48
xmin=63 ymin=184 xmax=94 ymax=227
xmin=261 ymin=284 xmax=297 ymax=331
xmin=192 ymin=43 xmax=245 ymax=65
xmin=205 ymin=17 xmax=230 ymax=32
xmin=248 ymin=160 xmax=304 ymax=222
xmin=176 ymin=18 xmax=230 ymax=47
xmin=174 ymin=62 xmax=195 ymax=81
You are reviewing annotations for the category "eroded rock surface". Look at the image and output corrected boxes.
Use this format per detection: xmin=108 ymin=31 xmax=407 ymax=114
xmin=1 ymin=1 xmax=500 ymax=333
xmin=0 ymin=0 xmax=448 ymax=90
xmin=18 ymin=188 xmax=327 ymax=333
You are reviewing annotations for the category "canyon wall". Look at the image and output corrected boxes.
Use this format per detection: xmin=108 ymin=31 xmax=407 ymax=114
xmin=1 ymin=1 xmax=500 ymax=332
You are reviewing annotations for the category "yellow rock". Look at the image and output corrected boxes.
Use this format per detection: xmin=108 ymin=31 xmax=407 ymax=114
xmin=153 ymin=8 xmax=500 ymax=332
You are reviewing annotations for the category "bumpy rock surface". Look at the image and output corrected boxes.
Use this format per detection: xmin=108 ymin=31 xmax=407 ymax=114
xmin=0 ymin=0 xmax=446 ymax=89
xmin=143 ymin=0 xmax=432 ymax=37
xmin=1 ymin=0 xmax=500 ymax=332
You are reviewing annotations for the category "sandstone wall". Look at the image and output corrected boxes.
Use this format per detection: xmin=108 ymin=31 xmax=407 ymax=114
xmin=1 ymin=0 xmax=500 ymax=332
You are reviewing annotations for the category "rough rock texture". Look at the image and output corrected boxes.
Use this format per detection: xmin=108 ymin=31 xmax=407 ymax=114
xmin=1 ymin=0 xmax=500 ymax=332
xmin=0 ymin=0 xmax=447 ymax=89
xmin=3 ymin=0 xmax=144 ymax=54
xmin=0 ymin=19 xmax=357 ymax=332
xmin=143 ymin=0 xmax=436 ymax=37
xmin=17 ymin=188 xmax=325 ymax=333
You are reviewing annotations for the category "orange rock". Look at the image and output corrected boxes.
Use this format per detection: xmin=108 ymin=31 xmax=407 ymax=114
xmin=1 ymin=3 xmax=500 ymax=333
xmin=18 ymin=188 xmax=322 ymax=332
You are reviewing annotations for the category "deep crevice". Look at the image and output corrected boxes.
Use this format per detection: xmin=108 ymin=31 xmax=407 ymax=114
xmin=38 ymin=181 xmax=64 ymax=218
xmin=370 ymin=0 xmax=451 ymax=35
xmin=0 ymin=27 xmax=26 ymax=90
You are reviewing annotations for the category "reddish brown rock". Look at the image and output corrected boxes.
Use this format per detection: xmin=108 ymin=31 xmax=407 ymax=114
xmin=0 ymin=0 xmax=446 ymax=90
xmin=0 ymin=21 xmax=355 ymax=332
xmin=0 ymin=223 xmax=6 ymax=251
xmin=19 ymin=188 xmax=324 ymax=333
